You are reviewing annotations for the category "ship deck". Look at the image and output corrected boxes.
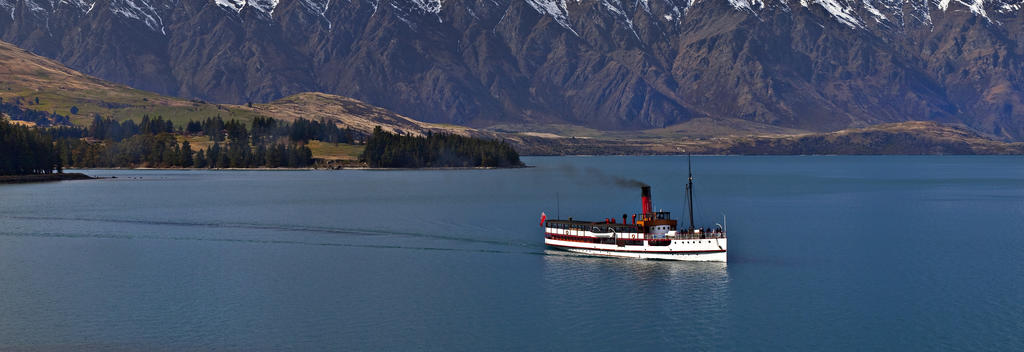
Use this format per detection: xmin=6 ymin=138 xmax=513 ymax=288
xmin=544 ymin=219 xmax=725 ymax=241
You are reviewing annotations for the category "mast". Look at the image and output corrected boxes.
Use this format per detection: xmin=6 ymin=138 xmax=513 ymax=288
xmin=556 ymin=192 xmax=560 ymax=220
xmin=686 ymin=154 xmax=695 ymax=231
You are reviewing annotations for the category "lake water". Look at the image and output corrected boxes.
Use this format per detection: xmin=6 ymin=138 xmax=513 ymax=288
xmin=0 ymin=156 xmax=1022 ymax=350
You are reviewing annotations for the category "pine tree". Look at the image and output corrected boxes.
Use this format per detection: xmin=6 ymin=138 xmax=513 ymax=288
xmin=195 ymin=149 xmax=207 ymax=168
xmin=207 ymin=143 xmax=221 ymax=168
xmin=181 ymin=141 xmax=194 ymax=167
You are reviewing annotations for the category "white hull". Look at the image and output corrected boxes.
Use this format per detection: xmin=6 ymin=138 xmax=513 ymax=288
xmin=544 ymin=236 xmax=727 ymax=262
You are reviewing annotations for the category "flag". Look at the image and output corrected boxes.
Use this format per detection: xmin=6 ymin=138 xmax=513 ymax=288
xmin=539 ymin=212 xmax=547 ymax=227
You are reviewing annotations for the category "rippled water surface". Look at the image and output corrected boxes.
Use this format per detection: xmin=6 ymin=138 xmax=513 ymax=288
xmin=1 ymin=156 xmax=1022 ymax=350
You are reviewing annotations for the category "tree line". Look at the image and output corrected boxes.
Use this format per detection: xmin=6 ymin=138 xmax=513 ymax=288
xmin=2 ymin=114 xmax=360 ymax=174
xmin=361 ymin=127 xmax=522 ymax=168
xmin=55 ymin=116 xmax=335 ymax=168
xmin=5 ymin=111 xmax=526 ymax=173
xmin=0 ymin=118 xmax=62 ymax=175
xmin=186 ymin=115 xmax=358 ymax=144
xmin=53 ymin=133 xmax=315 ymax=169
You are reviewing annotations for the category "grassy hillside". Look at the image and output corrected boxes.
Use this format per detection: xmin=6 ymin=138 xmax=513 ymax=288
xmin=0 ymin=41 xmax=259 ymax=126
xmin=0 ymin=40 xmax=464 ymax=138
xmin=724 ymin=122 xmax=1024 ymax=155
xmin=512 ymin=122 xmax=1024 ymax=155
xmin=252 ymin=92 xmax=474 ymax=137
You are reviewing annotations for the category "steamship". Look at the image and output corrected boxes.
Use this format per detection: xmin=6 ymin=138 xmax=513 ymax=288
xmin=542 ymin=159 xmax=727 ymax=262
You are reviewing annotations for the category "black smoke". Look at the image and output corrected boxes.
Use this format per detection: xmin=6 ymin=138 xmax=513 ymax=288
xmin=556 ymin=164 xmax=648 ymax=189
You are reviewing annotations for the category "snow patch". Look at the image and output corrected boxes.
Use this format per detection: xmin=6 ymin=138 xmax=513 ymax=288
xmin=215 ymin=0 xmax=245 ymax=12
xmin=525 ymin=0 xmax=579 ymax=36
xmin=60 ymin=0 xmax=94 ymax=12
xmin=798 ymin=0 xmax=863 ymax=28
xmin=391 ymin=2 xmax=417 ymax=29
xmin=602 ymin=0 xmax=640 ymax=41
xmin=862 ymin=0 xmax=886 ymax=21
xmin=249 ymin=0 xmax=279 ymax=15
xmin=213 ymin=0 xmax=279 ymax=15
xmin=728 ymin=0 xmax=765 ymax=11
xmin=719 ymin=0 xmax=993 ymax=29
xmin=301 ymin=0 xmax=331 ymax=15
xmin=110 ymin=0 xmax=167 ymax=34
xmin=301 ymin=0 xmax=332 ymax=28
xmin=960 ymin=0 xmax=988 ymax=17
xmin=999 ymin=2 xmax=1021 ymax=12
xmin=24 ymin=0 xmax=52 ymax=14
xmin=0 ymin=0 xmax=15 ymax=20
xmin=410 ymin=0 xmax=442 ymax=13
xmin=938 ymin=0 xmax=989 ymax=19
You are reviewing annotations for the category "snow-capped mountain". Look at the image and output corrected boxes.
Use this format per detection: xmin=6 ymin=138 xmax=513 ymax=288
xmin=2 ymin=0 xmax=1023 ymax=138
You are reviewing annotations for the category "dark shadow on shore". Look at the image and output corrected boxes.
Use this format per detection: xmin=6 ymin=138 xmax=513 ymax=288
xmin=0 ymin=173 xmax=95 ymax=184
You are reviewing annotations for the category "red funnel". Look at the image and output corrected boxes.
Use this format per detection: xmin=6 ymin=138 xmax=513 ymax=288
xmin=641 ymin=186 xmax=652 ymax=215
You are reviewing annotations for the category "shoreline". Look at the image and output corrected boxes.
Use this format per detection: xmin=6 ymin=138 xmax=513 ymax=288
xmin=0 ymin=173 xmax=95 ymax=184
xmin=65 ymin=165 xmax=532 ymax=172
xmin=341 ymin=165 xmax=532 ymax=171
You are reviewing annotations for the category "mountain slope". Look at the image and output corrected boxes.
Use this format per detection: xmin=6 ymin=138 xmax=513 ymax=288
xmin=0 ymin=39 xmax=465 ymax=136
xmin=3 ymin=36 xmax=1022 ymax=156
xmin=2 ymin=0 xmax=1023 ymax=138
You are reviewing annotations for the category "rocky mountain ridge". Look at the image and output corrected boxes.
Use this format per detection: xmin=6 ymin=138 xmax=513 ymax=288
xmin=2 ymin=0 xmax=1023 ymax=138
xmin=3 ymin=37 xmax=1022 ymax=156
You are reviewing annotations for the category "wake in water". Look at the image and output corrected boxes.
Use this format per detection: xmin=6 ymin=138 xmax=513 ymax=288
xmin=0 ymin=215 xmax=559 ymax=256
xmin=0 ymin=229 xmax=545 ymax=256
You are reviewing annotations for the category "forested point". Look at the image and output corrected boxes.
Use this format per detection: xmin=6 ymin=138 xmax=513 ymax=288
xmin=4 ymin=103 xmax=522 ymax=172
xmin=1 ymin=118 xmax=62 ymax=174
xmin=2 ymin=113 xmax=365 ymax=174
xmin=360 ymin=127 xmax=523 ymax=168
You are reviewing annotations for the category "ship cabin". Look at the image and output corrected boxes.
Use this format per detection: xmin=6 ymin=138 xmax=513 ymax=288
xmin=544 ymin=211 xmax=678 ymax=247
xmin=543 ymin=185 xmax=687 ymax=247
xmin=637 ymin=211 xmax=677 ymax=239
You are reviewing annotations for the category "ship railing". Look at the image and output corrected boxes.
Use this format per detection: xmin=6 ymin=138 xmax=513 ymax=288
xmin=662 ymin=232 xmax=726 ymax=240
xmin=544 ymin=229 xmax=726 ymax=240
